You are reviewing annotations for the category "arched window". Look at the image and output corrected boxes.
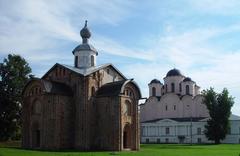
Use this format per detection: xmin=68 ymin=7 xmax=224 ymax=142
xmin=152 ymin=87 xmax=156 ymax=96
xmin=179 ymin=83 xmax=182 ymax=92
xmin=32 ymin=100 xmax=41 ymax=114
xmin=63 ymin=68 xmax=66 ymax=75
xmin=165 ymin=84 xmax=168 ymax=92
xmin=186 ymin=85 xmax=190 ymax=95
xmin=91 ymin=55 xmax=94 ymax=66
xmin=59 ymin=68 xmax=62 ymax=76
xmin=171 ymin=83 xmax=175 ymax=92
xmin=91 ymin=86 xmax=95 ymax=96
xmin=55 ymin=68 xmax=58 ymax=77
xmin=75 ymin=56 xmax=78 ymax=67
xmin=123 ymin=100 xmax=131 ymax=116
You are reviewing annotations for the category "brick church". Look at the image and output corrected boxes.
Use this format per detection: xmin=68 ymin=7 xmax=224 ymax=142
xmin=22 ymin=21 xmax=141 ymax=151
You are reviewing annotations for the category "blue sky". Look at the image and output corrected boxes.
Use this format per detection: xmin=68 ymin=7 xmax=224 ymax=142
xmin=1 ymin=0 xmax=240 ymax=115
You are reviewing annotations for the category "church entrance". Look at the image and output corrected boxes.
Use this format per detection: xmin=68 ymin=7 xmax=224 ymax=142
xmin=32 ymin=121 xmax=40 ymax=148
xmin=178 ymin=135 xmax=185 ymax=144
xmin=33 ymin=130 xmax=40 ymax=148
xmin=123 ymin=124 xmax=131 ymax=149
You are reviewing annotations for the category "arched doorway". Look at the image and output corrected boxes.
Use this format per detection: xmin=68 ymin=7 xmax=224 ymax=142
xmin=32 ymin=122 xmax=40 ymax=148
xmin=123 ymin=124 xmax=131 ymax=149
xmin=31 ymin=99 xmax=41 ymax=148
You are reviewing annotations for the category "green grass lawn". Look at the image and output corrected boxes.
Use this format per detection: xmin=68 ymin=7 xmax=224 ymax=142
xmin=0 ymin=142 xmax=240 ymax=156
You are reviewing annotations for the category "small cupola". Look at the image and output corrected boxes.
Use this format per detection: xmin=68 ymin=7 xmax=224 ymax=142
xmin=72 ymin=20 xmax=98 ymax=68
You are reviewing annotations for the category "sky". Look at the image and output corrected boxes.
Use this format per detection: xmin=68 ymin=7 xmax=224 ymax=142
xmin=1 ymin=0 xmax=240 ymax=115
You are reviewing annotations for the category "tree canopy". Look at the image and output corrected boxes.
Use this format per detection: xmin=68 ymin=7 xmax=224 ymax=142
xmin=203 ymin=87 xmax=234 ymax=144
xmin=0 ymin=54 xmax=31 ymax=141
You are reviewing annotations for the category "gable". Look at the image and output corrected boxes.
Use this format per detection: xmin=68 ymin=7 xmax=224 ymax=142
xmin=156 ymin=118 xmax=178 ymax=124
xmin=42 ymin=63 xmax=80 ymax=80
xmin=23 ymin=78 xmax=73 ymax=97
xmin=42 ymin=63 xmax=126 ymax=80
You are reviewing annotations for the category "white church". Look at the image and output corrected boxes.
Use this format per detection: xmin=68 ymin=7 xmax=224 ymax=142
xmin=140 ymin=68 xmax=240 ymax=144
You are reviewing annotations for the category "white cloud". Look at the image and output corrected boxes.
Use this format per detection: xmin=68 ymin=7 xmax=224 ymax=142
xmin=93 ymin=35 xmax=155 ymax=61
xmin=0 ymin=0 xmax=150 ymax=64
xmin=188 ymin=0 xmax=240 ymax=15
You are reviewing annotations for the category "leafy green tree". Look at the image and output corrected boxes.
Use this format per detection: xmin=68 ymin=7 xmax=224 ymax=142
xmin=203 ymin=87 xmax=234 ymax=144
xmin=0 ymin=54 xmax=31 ymax=141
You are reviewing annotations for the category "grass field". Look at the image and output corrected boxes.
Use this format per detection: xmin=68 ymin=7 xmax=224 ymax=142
xmin=0 ymin=142 xmax=240 ymax=156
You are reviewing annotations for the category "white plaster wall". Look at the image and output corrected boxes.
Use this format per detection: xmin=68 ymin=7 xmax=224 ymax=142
xmin=74 ymin=50 xmax=96 ymax=68
xmin=193 ymin=95 xmax=209 ymax=118
xmin=140 ymin=94 xmax=210 ymax=122
xmin=181 ymin=81 xmax=195 ymax=96
xmin=149 ymin=83 xmax=162 ymax=97
xmin=159 ymin=93 xmax=182 ymax=119
xmin=140 ymin=97 xmax=161 ymax=122
xmin=141 ymin=120 xmax=240 ymax=144
xmin=101 ymin=67 xmax=124 ymax=85
xmin=195 ymin=85 xmax=200 ymax=95
xmin=182 ymin=95 xmax=193 ymax=118
xmin=163 ymin=76 xmax=184 ymax=94
xmin=222 ymin=120 xmax=240 ymax=143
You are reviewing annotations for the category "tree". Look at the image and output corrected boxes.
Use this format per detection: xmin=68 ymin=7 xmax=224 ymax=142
xmin=0 ymin=54 xmax=31 ymax=141
xmin=203 ymin=87 xmax=234 ymax=144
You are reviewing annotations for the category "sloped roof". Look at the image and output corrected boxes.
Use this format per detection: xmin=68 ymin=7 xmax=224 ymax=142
xmin=72 ymin=43 xmax=98 ymax=55
xmin=229 ymin=114 xmax=240 ymax=120
xmin=142 ymin=117 xmax=207 ymax=123
xmin=96 ymin=80 xmax=126 ymax=96
xmin=96 ymin=79 xmax=142 ymax=98
xmin=42 ymin=63 xmax=127 ymax=79
xmin=42 ymin=80 xmax=73 ymax=96
xmin=142 ymin=114 xmax=240 ymax=123
xmin=23 ymin=78 xmax=73 ymax=96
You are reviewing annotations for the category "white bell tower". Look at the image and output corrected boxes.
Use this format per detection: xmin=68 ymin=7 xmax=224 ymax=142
xmin=72 ymin=20 xmax=98 ymax=68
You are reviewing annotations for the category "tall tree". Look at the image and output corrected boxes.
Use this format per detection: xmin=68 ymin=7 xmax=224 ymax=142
xmin=0 ymin=54 xmax=31 ymax=141
xmin=203 ymin=87 xmax=234 ymax=144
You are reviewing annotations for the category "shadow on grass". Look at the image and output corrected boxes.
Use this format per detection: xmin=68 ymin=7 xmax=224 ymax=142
xmin=140 ymin=143 xmax=220 ymax=150
xmin=1 ymin=147 xmax=123 ymax=154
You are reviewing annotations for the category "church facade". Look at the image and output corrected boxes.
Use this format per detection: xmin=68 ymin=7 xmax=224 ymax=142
xmin=140 ymin=69 xmax=240 ymax=144
xmin=22 ymin=21 xmax=141 ymax=151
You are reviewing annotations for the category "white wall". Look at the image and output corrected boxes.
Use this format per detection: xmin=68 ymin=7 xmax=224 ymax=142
xmin=140 ymin=94 xmax=209 ymax=122
xmin=100 ymin=67 xmax=124 ymax=85
xmin=181 ymin=81 xmax=195 ymax=96
xmin=163 ymin=76 xmax=184 ymax=94
xmin=141 ymin=120 xmax=240 ymax=144
xmin=74 ymin=50 xmax=96 ymax=68
xmin=149 ymin=83 xmax=162 ymax=97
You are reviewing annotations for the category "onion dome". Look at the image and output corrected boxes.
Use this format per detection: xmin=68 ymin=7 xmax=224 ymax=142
xmin=80 ymin=20 xmax=91 ymax=43
xmin=150 ymin=79 xmax=162 ymax=84
xmin=72 ymin=20 xmax=98 ymax=55
xmin=166 ymin=68 xmax=183 ymax=77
